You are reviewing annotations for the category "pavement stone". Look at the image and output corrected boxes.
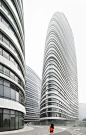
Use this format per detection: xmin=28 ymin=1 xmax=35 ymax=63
xmin=53 ymin=131 xmax=71 ymax=135
xmin=1 ymin=126 xmax=86 ymax=135
xmin=0 ymin=126 xmax=68 ymax=135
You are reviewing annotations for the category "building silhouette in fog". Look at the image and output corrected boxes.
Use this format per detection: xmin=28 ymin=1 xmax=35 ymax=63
xmin=40 ymin=12 xmax=78 ymax=124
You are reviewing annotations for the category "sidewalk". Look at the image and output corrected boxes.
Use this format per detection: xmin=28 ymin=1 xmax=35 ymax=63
xmin=0 ymin=125 xmax=69 ymax=135
xmin=0 ymin=126 xmax=34 ymax=135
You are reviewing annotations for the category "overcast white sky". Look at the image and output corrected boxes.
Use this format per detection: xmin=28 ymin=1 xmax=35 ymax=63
xmin=23 ymin=0 xmax=86 ymax=103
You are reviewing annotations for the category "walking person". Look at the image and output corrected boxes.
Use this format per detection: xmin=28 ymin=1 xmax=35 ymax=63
xmin=48 ymin=124 xmax=54 ymax=135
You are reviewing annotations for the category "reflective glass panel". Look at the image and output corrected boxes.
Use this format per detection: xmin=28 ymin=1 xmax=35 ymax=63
xmin=4 ymin=80 xmax=10 ymax=87
xmin=0 ymin=78 xmax=3 ymax=84
xmin=3 ymin=109 xmax=9 ymax=114
xmin=15 ymin=115 xmax=18 ymax=129
xmin=15 ymin=76 xmax=18 ymax=82
xmin=16 ymin=91 xmax=19 ymax=101
xmin=10 ymin=56 xmax=14 ymax=64
xmin=0 ymin=33 xmax=2 ymax=40
xmin=2 ymin=18 xmax=9 ymax=28
xmin=10 ymin=44 xmax=14 ymax=51
xmin=2 ymin=2 xmax=9 ymax=14
xmin=0 ymin=64 xmax=3 ymax=73
xmin=0 ymin=48 xmax=2 ymax=55
xmin=10 ymin=115 xmax=15 ymax=130
xmin=11 ymin=110 xmax=15 ymax=114
xmin=0 ymin=85 xmax=3 ymax=97
xmin=10 ymin=72 xmax=15 ymax=80
xmin=3 ymin=37 xmax=9 ymax=46
xmin=0 ymin=113 xmax=3 ymax=131
xmin=0 ymin=0 xmax=1 ymax=6
xmin=19 ymin=116 xmax=23 ymax=129
xmin=3 ymin=114 xmax=10 ymax=131
xmin=3 ymin=50 xmax=9 ymax=60
xmin=11 ymin=89 xmax=15 ymax=100
xmin=4 ymin=67 xmax=10 ymax=76
xmin=4 ymin=86 xmax=10 ymax=98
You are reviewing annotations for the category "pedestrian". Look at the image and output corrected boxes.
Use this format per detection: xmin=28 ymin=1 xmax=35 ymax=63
xmin=48 ymin=124 xmax=54 ymax=135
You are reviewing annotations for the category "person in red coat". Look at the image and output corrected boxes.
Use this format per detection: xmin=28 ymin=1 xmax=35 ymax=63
xmin=48 ymin=124 xmax=54 ymax=135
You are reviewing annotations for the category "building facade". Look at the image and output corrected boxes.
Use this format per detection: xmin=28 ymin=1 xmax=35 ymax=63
xmin=40 ymin=12 xmax=78 ymax=125
xmin=79 ymin=103 xmax=86 ymax=121
xmin=0 ymin=0 xmax=25 ymax=131
xmin=25 ymin=65 xmax=41 ymax=123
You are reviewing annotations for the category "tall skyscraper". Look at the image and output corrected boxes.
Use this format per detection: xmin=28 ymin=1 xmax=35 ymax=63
xmin=25 ymin=65 xmax=41 ymax=123
xmin=0 ymin=0 xmax=25 ymax=131
xmin=40 ymin=12 xmax=78 ymax=125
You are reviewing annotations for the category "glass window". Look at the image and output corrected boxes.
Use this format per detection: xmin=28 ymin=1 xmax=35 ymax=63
xmin=19 ymin=116 xmax=23 ymax=129
xmin=2 ymin=18 xmax=9 ymax=28
xmin=15 ymin=76 xmax=18 ymax=82
xmin=11 ymin=89 xmax=16 ymax=100
xmin=10 ymin=44 xmax=14 ymax=51
xmin=0 ymin=78 xmax=3 ymax=84
xmin=4 ymin=67 xmax=10 ymax=76
xmin=10 ymin=56 xmax=14 ymax=64
xmin=11 ymin=110 xmax=15 ymax=115
xmin=0 ymin=113 xmax=3 ymax=131
xmin=16 ymin=111 xmax=19 ymax=115
xmin=18 ymin=79 xmax=21 ymax=86
xmin=0 ymin=64 xmax=3 ymax=73
xmin=3 ymin=114 xmax=10 ymax=131
xmin=0 ymin=33 xmax=2 ymax=40
xmin=2 ymin=2 xmax=9 ymax=14
xmin=0 ymin=15 xmax=1 ymax=21
xmin=0 ymin=0 xmax=1 ymax=6
xmin=10 ymin=115 xmax=15 ymax=130
xmin=9 ymin=26 xmax=14 ymax=35
xmin=10 ymin=72 xmax=15 ymax=80
xmin=3 ymin=109 xmax=9 ymax=114
xmin=15 ymin=61 xmax=18 ymax=68
xmin=3 ymin=50 xmax=9 ymax=60
xmin=14 ymin=50 xmax=18 ymax=57
xmin=3 ymin=36 xmax=9 ymax=46
xmin=4 ymin=80 xmax=10 ymax=87
xmin=0 ymin=109 xmax=2 ymax=113
xmin=16 ymin=91 xmax=19 ymax=101
xmin=0 ymin=85 xmax=3 ymax=97
xmin=4 ymin=86 xmax=10 ymax=98
xmin=0 ymin=48 xmax=2 ymax=55
xmin=10 ymin=83 xmax=15 ymax=90
xmin=18 ymin=66 xmax=20 ymax=71
xmin=15 ymin=115 xmax=18 ymax=129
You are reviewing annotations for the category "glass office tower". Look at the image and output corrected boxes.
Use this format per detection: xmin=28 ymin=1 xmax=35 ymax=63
xmin=25 ymin=65 xmax=41 ymax=123
xmin=40 ymin=12 xmax=78 ymax=125
xmin=0 ymin=0 xmax=25 ymax=131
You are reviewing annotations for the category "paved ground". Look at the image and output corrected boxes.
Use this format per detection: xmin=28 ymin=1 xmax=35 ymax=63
xmin=66 ymin=127 xmax=86 ymax=135
xmin=0 ymin=126 xmax=86 ymax=135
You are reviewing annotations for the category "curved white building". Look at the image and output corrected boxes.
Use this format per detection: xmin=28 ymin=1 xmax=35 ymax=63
xmin=25 ymin=65 xmax=41 ymax=123
xmin=40 ymin=12 xmax=78 ymax=125
xmin=0 ymin=0 xmax=25 ymax=131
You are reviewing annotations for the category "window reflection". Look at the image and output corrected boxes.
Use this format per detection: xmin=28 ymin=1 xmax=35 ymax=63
xmin=0 ymin=108 xmax=24 ymax=131
xmin=4 ymin=86 xmax=10 ymax=98
xmin=0 ymin=78 xmax=24 ymax=105
xmin=3 ymin=114 xmax=10 ymax=130
xmin=10 ymin=115 xmax=15 ymax=130
xmin=0 ymin=63 xmax=24 ymax=89
xmin=11 ymin=88 xmax=15 ymax=100
xmin=0 ymin=85 xmax=3 ymax=97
